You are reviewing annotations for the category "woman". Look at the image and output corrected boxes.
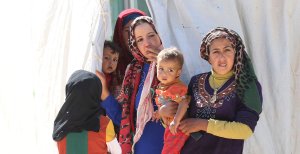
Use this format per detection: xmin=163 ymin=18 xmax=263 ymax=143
xmin=98 ymin=16 xmax=164 ymax=154
xmin=53 ymin=70 xmax=108 ymax=154
xmin=113 ymin=8 xmax=146 ymax=76
xmin=162 ymin=27 xmax=262 ymax=154
xmin=106 ymin=9 xmax=146 ymax=143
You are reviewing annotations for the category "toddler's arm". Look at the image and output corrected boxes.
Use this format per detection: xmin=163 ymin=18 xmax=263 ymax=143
xmin=169 ymin=96 xmax=190 ymax=134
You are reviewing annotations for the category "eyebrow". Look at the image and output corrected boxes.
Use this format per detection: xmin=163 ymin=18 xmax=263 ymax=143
xmin=224 ymin=45 xmax=233 ymax=48
xmin=211 ymin=45 xmax=233 ymax=50
xmin=148 ymin=32 xmax=156 ymax=35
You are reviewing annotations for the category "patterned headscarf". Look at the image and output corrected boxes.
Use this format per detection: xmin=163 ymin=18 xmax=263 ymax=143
xmin=200 ymin=27 xmax=262 ymax=114
xmin=117 ymin=16 xmax=160 ymax=153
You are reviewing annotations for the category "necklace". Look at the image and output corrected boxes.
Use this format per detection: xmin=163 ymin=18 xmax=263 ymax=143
xmin=210 ymin=88 xmax=218 ymax=104
xmin=209 ymin=71 xmax=233 ymax=104
xmin=210 ymin=76 xmax=219 ymax=104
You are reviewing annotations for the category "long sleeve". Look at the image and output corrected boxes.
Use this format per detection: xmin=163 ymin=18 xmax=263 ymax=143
xmin=101 ymin=94 xmax=122 ymax=126
xmin=207 ymin=102 xmax=260 ymax=140
xmin=207 ymin=119 xmax=253 ymax=139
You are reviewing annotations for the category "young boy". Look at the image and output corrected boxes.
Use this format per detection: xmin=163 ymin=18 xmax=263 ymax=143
xmin=102 ymin=40 xmax=122 ymax=154
xmin=154 ymin=47 xmax=190 ymax=154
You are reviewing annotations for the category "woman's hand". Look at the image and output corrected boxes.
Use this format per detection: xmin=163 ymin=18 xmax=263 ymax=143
xmin=179 ymin=118 xmax=208 ymax=135
xmin=146 ymin=44 xmax=164 ymax=62
xmin=95 ymin=70 xmax=110 ymax=100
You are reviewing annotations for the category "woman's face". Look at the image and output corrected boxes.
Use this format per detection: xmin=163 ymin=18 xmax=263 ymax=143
xmin=122 ymin=20 xmax=133 ymax=50
xmin=208 ymin=38 xmax=235 ymax=75
xmin=134 ymin=22 xmax=162 ymax=60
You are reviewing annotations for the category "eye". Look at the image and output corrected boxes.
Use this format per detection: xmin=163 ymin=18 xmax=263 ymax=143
xmin=136 ymin=38 xmax=143 ymax=43
xmin=225 ymin=49 xmax=231 ymax=52
xmin=123 ymin=28 xmax=129 ymax=33
xmin=211 ymin=50 xmax=219 ymax=54
xmin=104 ymin=56 xmax=109 ymax=60
xmin=149 ymin=34 xmax=155 ymax=38
xmin=113 ymin=58 xmax=118 ymax=62
xmin=168 ymin=69 xmax=174 ymax=73
xmin=225 ymin=49 xmax=234 ymax=55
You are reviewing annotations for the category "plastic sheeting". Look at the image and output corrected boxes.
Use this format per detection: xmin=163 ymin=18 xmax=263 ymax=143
xmin=147 ymin=0 xmax=300 ymax=154
xmin=1 ymin=0 xmax=110 ymax=153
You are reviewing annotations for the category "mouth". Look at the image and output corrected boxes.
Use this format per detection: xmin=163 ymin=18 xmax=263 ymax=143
xmin=219 ymin=64 xmax=227 ymax=67
xmin=161 ymin=78 xmax=168 ymax=81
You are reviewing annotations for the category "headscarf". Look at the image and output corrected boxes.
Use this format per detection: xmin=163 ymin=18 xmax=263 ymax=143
xmin=117 ymin=16 xmax=160 ymax=153
xmin=200 ymin=27 xmax=262 ymax=114
xmin=113 ymin=8 xmax=146 ymax=76
xmin=52 ymin=70 xmax=104 ymax=141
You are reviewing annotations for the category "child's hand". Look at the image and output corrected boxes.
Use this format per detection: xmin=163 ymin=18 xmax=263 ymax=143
xmin=169 ymin=120 xmax=179 ymax=135
xmin=95 ymin=70 xmax=110 ymax=100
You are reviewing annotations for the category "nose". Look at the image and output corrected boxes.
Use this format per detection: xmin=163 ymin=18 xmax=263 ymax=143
xmin=143 ymin=37 xmax=151 ymax=47
xmin=218 ymin=52 xmax=226 ymax=60
xmin=107 ymin=59 xmax=113 ymax=65
xmin=160 ymin=70 xmax=168 ymax=77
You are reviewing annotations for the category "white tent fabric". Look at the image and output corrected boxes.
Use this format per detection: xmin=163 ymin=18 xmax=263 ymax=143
xmin=147 ymin=0 xmax=300 ymax=154
xmin=1 ymin=0 xmax=110 ymax=153
xmin=33 ymin=0 xmax=111 ymax=153
xmin=1 ymin=0 xmax=299 ymax=153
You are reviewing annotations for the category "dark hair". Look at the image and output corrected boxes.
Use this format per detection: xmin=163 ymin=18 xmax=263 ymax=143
xmin=104 ymin=40 xmax=121 ymax=54
xmin=157 ymin=47 xmax=184 ymax=68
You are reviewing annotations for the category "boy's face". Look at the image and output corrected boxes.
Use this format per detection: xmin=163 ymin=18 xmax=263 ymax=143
xmin=102 ymin=47 xmax=119 ymax=74
xmin=157 ymin=59 xmax=182 ymax=85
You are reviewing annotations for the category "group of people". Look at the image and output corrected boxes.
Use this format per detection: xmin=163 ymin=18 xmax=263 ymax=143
xmin=52 ymin=8 xmax=263 ymax=154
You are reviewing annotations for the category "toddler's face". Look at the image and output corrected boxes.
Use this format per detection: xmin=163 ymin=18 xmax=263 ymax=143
xmin=102 ymin=47 xmax=119 ymax=74
xmin=157 ymin=59 xmax=182 ymax=85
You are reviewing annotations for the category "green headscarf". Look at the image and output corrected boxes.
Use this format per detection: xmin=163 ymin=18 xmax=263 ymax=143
xmin=200 ymin=27 xmax=262 ymax=113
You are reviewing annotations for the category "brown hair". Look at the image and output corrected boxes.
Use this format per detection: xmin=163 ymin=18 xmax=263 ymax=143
xmin=104 ymin=40 xmax=121 ymax=54
xmin=157 ymin=47 xmax=184 ymax=68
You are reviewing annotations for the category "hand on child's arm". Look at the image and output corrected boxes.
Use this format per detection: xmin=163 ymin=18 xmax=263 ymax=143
xmin=179 ymin=118 xmax=208 ymax=135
